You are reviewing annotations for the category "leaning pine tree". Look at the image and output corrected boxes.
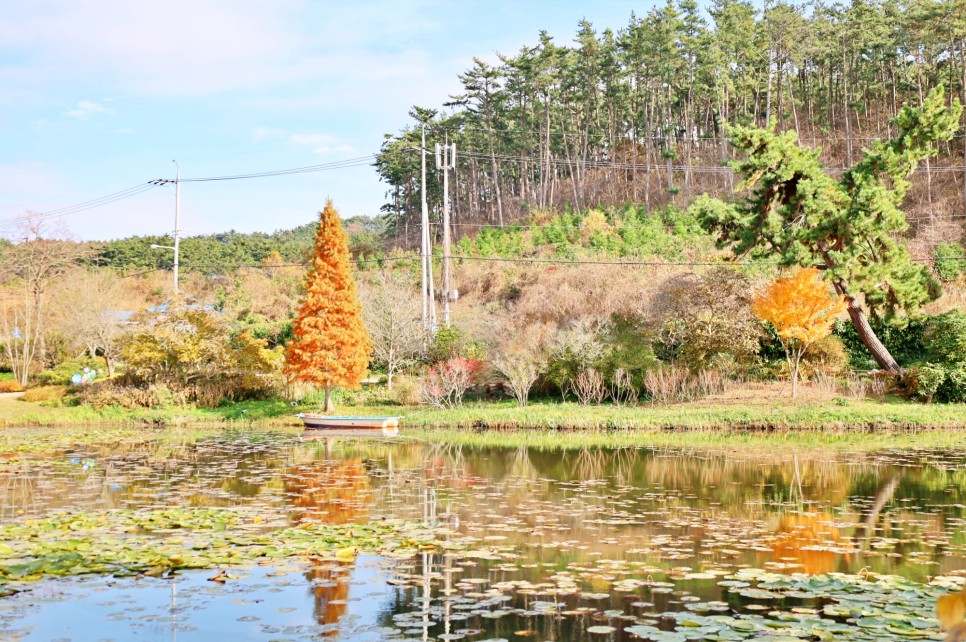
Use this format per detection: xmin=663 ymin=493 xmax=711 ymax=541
xmin=690 ymin=86 xmax=962 ymax=373
xmin=285 ymin=200 xmax=372 ymax=412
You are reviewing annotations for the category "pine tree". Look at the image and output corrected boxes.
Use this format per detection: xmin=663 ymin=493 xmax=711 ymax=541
xmin=284 ymin=200 xmax=372 ymax=412
xmin=691 ymin=86 xmax=962 ymax=373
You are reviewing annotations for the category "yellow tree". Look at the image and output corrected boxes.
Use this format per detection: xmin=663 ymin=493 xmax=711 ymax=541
xmin=752 ymin=268 xmax=848 ymax=398
xmin=284 ymin=200 xmax=372 ymax=412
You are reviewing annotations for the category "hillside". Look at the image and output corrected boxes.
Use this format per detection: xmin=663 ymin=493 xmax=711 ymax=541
xmin=375 ymin=0 xmax=966 ymax=257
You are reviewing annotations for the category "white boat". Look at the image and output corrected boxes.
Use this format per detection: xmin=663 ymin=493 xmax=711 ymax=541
xmin=296 ymin=414 xmax=401 ymax=432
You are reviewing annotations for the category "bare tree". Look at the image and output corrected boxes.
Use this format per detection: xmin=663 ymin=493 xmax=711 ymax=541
xmin=0 ymin=214 xmax=89 ymax=385
xmin=52 ymin=268 xmax=129 ymax=377
xmin=358 ymin=269 xmax=425 ymax=389
xmin=492 ymin=321 xmax=550 ymax=407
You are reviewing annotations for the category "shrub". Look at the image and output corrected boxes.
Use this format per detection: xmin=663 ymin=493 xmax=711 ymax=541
xmin=74 ymin=383 xmax=156 ymax=410
xmin=569 ymin=368 xmax=606 ymax=405
xmin=491 ymin=322 xmax=550 ymax=407
xmin=799 ymin=335 xmax=850 ymax=380
xmin=37 ymin=356 xmax=107 ymax=386
xmin=923 ymin=310 xmax=966 ymax=364
xmin=73 ymin=381 xmax=187 ymax=410
xmin=610 ymin=368 xmax=639 ymax=405
xmin=834 ymin=318 xmax=926 ymax=370
xmin=643 ymin=364 xmax=730 ymax=404
xmin=0 ymin=380 xmax=24 ymax=393
xmin=546 ymin=320 xmax=608 ymax=399
xmin=119 ymin=305 xmax=281 ymax=407
xmin=390 ymin=375 xmax=422 ymax=406
xmin=934 ymin=242 xmax=965 ymax=282
xmin=937 ymin=365 xmax=966 ymax=403
xmin=419 ymin=358 xmax=482 ymax=408
xmin=21 ymin=385 xmax=67 ymax=404
xmin=903 ymin=364 xmax=948 ymax=403
xmin=651 ymin=268 xmax=760 ymax=370
xmin=842 ymin=374 xmax=868 ymax=400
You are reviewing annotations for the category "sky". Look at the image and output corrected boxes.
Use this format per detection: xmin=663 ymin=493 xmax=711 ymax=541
xmin=0 ymin=0 xmax=658 ymax=241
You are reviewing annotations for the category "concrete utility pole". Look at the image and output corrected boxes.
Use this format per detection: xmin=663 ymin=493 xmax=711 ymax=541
xmin=148 ymin=160 xmax=182 ymax=295
xmin=435 ymin=142 xmax=456 ymax=327
xmin=420 ymin=127 xmax=437 ymax=333
xmin=173 ymin=160 xmax=181 ymax=294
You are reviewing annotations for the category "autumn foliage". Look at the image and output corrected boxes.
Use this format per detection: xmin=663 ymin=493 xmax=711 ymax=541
xmin=753 ymin=268 xmax=848 ymax=398
xmin=284 ymin=200 xmax=372 ymax=411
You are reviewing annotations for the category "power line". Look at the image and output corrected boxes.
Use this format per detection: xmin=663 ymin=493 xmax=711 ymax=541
xmin=130 ymin=252 xmax=964 ymax=276
xmin=2 ymin=156 xmax=377 ymax=231
xmin=0 ymin=183 xmax=160 ymax=229
xmin=150 ymin=156 xmax=376 ymax=184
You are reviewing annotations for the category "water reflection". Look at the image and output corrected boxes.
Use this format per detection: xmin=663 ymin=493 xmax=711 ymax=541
xmin=2 ymin=434 xmax=966 ymax=640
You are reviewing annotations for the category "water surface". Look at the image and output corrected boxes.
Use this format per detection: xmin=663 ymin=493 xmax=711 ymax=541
xmin=1 ymin=431 xmax=964 ymax=641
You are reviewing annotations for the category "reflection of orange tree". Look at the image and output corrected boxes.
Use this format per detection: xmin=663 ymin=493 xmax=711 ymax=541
xmin=770 ymin=513 xmax=848 ymax=575
xmin=285 ymin=458 xmax=372 ymax=525
xmin=307 ymin=561 xmax=352 ymax=635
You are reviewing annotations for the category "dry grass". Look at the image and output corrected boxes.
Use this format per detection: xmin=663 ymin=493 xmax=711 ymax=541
xmin=685 ymin=380 xmax=866 ymax=407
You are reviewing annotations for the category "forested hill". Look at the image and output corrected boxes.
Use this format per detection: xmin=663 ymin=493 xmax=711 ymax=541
xmin=91 ymin=216 xmax=385 ymax=273
xmin=375 ymin=0 xmax=966 ymax=249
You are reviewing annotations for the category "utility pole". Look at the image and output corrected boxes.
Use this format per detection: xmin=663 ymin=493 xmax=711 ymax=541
xmin=435 ymin=142 xmax=456 ymax=327
xmin=149 ymin=160 xmax=182 ymax=295
xmin=420 ymin=127 xmax=437 ymax=333
xmin=173 ymin=159 xmax=181 ymax=295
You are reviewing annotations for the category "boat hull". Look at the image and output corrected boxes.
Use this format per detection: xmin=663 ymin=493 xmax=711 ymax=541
xmin=297 ymin=414 xmax=400 ymax=431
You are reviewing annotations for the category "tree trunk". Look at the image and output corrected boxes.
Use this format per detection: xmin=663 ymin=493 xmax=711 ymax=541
xmin=822 ymin=251 xmax=902 ymax=373
xmin=324 ymin=386 xmax=335 ymax=413
xmin=837 ymin=287 xmax=901 ymax=373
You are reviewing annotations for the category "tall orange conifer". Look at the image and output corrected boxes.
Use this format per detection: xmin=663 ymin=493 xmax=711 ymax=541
xmin=285 ymin=200 xmax=372 ymax=412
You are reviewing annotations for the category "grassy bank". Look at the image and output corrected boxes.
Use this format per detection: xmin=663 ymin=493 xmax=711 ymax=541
xmin=0 ymin=387 xmax=963 ymax=432
xmin=405 ymin=426 xmax=966 ymax=450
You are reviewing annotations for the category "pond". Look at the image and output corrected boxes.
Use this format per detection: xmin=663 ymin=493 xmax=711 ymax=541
xmin=1 ymin=430 xmax=964 ymax=641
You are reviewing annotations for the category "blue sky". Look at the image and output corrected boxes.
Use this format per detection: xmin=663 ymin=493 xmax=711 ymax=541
xmin=2 ymin=0 xmax=661 ymax=241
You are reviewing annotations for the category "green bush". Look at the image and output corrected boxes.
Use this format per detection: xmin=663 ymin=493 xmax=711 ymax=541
xmin=934 ymin=242 xmax=965 ymax=282
xmin=37 ymin=356 xmax=106 ymax=385
xmin=923 ymin=309 xmax=966 ymax=364
xmin=904 ymin=364 xmax=948 ymax=402
xmin=834 ymin=318 xmax=926 ymax=370
xmin=937 ymin=365 xmax=966 ymax=403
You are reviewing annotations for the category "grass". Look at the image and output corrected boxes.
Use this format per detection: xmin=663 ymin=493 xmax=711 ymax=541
xmin=0 ymin=381 xmax=962 ymax=435
xmin=405 ymin=426 xmax=966 ymax=451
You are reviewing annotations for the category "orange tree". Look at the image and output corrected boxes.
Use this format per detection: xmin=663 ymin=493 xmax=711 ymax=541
xmin=284 ymin=200 xmax=372 ymax=412
xmin=752 ymin=268 xmax=847 ymax=398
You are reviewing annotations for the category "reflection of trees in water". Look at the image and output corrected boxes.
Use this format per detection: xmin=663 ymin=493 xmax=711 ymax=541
xmin=306 ymin=560 xmax=352 ymax=636
xmin=285 ymin=458 xmax=373 ymax=525
xmin=769 ymin=512 xmax=847 ymax=575
xmin=1 ymin=436 xmax=305 ymax=517
xmin=284 ymin=458 xmax=374 ymax=635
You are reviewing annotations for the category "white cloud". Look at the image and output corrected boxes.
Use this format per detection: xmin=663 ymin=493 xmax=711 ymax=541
xmin=64 ymin=100 xmax=115 ymax=120
xmin=252 ymin=127 xmax=287 ymax=142
xmin=0 ymin=0 xmax=450 ymax=98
